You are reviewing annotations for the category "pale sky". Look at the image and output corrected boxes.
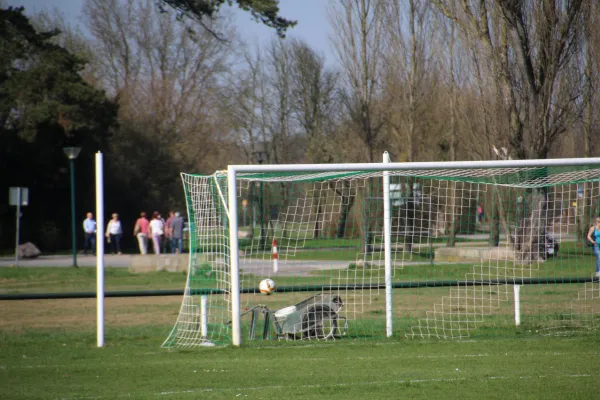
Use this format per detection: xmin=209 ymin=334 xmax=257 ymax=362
xmin=6 ymin=0 xmax=334 ymax=61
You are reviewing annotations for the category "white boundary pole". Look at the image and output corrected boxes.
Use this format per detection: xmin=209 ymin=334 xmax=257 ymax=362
xmin=383 ymin=152 xmax=393 ymax=337
xmin=95 ymin=152 xmax=105 ymax=347
xmin=514 ymin=284 xmax=521 ymax=327
xmin=15 ymin=189 xmax=21 ymax=267
xmin=227 ymin=166 xmax=241 ymax=346
xmin=200 ymin=295 xmax=208 ymax=338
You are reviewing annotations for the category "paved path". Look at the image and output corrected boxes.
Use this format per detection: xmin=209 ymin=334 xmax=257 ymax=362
xmin=0 ymin=254 xmax=439 ymax=277
xmin=0 ymin=254 xmax=132 ymax=268
xmin=1 ymin=231 xmax=576 ymax=270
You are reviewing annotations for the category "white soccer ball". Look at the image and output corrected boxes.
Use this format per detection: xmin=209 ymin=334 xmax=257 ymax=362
xmin=259 ymin=278 xmax=276 ymax=295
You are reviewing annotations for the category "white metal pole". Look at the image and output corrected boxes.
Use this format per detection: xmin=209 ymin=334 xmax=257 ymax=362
xmin=383 ymin=152 xmax=393 ymax=337
xmin=227 ymin=166 xmax=241 ymax=346
xmin=514 ymin=284 xmax=521 ymax=327
xmin=200 ymin=295 xmax=208 ymax=338
xmin=15 ymin=189 xmax=21 ymax=267
xmin=230 ymin=157 xmax=600 ymax=174
xmin=95 ymin=152 xmax=105 ymax=347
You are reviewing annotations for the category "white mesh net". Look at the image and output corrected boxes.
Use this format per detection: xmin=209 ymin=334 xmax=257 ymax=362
xmin=164 ymin=163 xmax=600 ymax=347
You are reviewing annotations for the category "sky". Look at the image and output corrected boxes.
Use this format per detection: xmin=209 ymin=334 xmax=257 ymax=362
xmin=7 ymin=0 xmax=334 ymax=61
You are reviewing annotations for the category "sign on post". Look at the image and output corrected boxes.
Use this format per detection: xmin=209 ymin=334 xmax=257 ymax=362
xmin=9 ymin=187 xmax=29 ymax=266
xmin=389 ymin=183 xmax=403 ymax=207
xmin=9 ymin=187 xmax=29 ymax=206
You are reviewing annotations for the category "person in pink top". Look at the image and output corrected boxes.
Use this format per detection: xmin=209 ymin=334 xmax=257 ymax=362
xmin=133 ymin=212 xmax=150 ymax=254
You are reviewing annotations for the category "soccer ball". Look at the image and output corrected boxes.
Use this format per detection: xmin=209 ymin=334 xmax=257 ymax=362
xmin=259 ymin=278 xmax=276 ymax=295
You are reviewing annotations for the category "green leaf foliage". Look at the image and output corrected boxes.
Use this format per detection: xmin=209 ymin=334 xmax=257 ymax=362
xmin=159 ymin=0 xmax=296 ymax=38
xmin=0 ymin=7 xmax=118 ymax=250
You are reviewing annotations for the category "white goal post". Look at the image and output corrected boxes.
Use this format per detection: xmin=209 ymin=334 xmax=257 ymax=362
xmin=224 ymin=156 xmax=600 ymax=346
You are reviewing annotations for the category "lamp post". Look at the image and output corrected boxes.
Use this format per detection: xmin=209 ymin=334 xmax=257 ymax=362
xmin=63 ymin=146 xmax=81 ymax=267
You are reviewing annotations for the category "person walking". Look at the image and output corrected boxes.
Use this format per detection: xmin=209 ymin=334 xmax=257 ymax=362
xmin=169 ymin=212 xmax=185 ymax=254
xmin=477 ymin=204 xmax=485 ymax=223
xmin=165 ymin=211 xmax=175 ymax=253
xmin=149 ymin=211 xmax=164 ymax=255
xmin=133 ymin=212 xmax=149 ymax=255
xmin=586 ymin=217 xmax=600 ymax=277
xmin=82 ymin=212 xmax=97 ymax=256
xmin=106 ymin=213 xmax=123 ymax=255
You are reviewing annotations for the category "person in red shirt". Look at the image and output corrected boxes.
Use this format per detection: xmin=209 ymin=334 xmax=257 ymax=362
xmin=133 ymin=212 xmax=150 ymax=254
xmin=477 ymin=204 xmax=485 ymax=223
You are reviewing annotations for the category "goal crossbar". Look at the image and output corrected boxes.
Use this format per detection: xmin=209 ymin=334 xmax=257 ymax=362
xmin=229 ymin=157 xmax=600 ymax=174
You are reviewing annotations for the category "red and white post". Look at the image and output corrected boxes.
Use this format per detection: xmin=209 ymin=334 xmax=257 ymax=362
xmin=272 ymin=239 xmax=279 ymax=273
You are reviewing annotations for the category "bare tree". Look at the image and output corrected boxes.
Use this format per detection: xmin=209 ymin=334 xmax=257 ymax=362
xmin=576 ymin=0 xmax=600 ymax=242
xmin=433 ymin=0 xmax=587 ymax=261
xmin=329 ymin=0 xmax=385 ymax=163
xmin=289 ymin=39 xmax=339 ymax=164
xmin=221 ymin=48 xmax=265 ymax=163
xmin=329 ymin=0 xmax=387 ymax=249
xmin=288 ymin=40 xmax=340 ymax=238
xmin=263 ymin=39 xmax=295 ymax=165
xmin=383 ymin=0 xmax=438 ymax=163
xmin=435 ymin=0 xmax=586 ymax=160
xmin=382 ymin=0 xmax=443 ymax=251
xmin=82 ymin=0 xmax=234 ymax=207
xmin=83 ymin=0 xmax=140 ymax=97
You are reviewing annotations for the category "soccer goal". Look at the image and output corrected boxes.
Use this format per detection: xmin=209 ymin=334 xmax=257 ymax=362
xmin=163 ymin=154 xmax=600 ymax=347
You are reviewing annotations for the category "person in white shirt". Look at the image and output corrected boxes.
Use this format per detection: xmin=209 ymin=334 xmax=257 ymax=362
xmin=149 ymin=211 xmax=164 ymax=255
xmin=82 ymin=212 xmax=97 ymax=256
xmin=105 ymin=213 xmax=123 ymax=255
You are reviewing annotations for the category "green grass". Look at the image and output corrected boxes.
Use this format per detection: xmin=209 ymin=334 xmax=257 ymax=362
xmin=1 ymin=263 xmax=599 ymax=399
xmin=0 ymin=325 xmax=599 ymax=399
xmin=0 ymin=267 xmax=188 ymax=293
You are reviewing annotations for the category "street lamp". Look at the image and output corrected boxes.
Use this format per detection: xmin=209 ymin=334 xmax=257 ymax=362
xmin=63 ymin=146 xmax=81 ymax=267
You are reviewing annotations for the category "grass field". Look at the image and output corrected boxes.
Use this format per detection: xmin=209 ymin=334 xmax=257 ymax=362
xmin=1 ymin=266 xmax=599 ymax=399
xmin=1 ymin=318 xmax=599 ymax=399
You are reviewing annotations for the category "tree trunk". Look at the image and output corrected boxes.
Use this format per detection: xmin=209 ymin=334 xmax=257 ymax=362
xmin=279 ymin=182 xmax=289 ymax=238
xmin=336 ymin=198 xmax=355 ymax=239
xmin=407 ymin=0 xmax=417 ymax=163
xmin=359 ymin=180 xmax=376 ymax=255
xmin=446 ymin=182 xmax=458 ymax=247
xmin=403 ymin=181 xmax=415 ymax=253
xmin=248 ymin=183 xmax=255 ymax=240
xmin=514 ymin=188 xmax=549 ymax=263
xmin=490 ymin=201 xmax=500 ymax=247
xmin=333 ymin=180 xmax=356 ymax=239
xmin=313 ymin=187 xmax=323 ymax=239
xmin=446 ymin=20 xmax=458 ymax=248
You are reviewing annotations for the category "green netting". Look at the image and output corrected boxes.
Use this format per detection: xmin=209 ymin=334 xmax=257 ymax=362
xmin=235 ymin=165 xmax=600 ymax=188
xmin=164 ymin=163 xmax=600 ymax=347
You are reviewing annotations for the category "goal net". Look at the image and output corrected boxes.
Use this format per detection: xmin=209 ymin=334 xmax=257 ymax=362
xmin=163 ymin=157 xmax=600 ymax=347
